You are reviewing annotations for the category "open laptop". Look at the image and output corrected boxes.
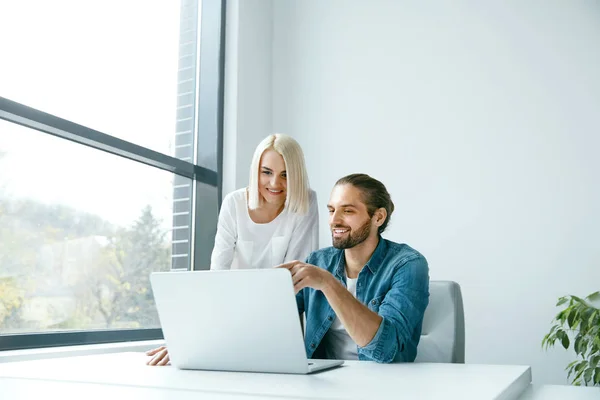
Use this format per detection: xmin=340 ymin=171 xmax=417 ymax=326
xmin=150 ymin=269 xmax=344 ymax=374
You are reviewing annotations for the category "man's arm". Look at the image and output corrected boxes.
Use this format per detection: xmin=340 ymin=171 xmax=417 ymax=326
xmin=321 ymin=278 xmax=382 ymax=347
xmin=278 ymin=255 xmax=429 ymax=363
xmin=278 ymin=260 xmax=381 ymax=347
xmin=358 ymin=256 xmax=429 ymax=363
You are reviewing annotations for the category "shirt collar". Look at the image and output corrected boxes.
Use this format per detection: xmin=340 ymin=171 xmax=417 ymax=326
xmin=365 ymin=236 xmax=387 ymax=275
xmin=333 ymin=236 xmax=387 ymax=278
xmin=334 ymin=251 xmax=346 ymax=281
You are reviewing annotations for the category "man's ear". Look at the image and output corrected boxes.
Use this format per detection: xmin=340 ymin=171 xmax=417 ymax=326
xmin=373 ymin=208 xmax=387 ymax=228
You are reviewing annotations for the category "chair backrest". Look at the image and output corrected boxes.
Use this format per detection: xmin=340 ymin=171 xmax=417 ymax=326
xmin=415 ymin=280 xmax=465 ymax=363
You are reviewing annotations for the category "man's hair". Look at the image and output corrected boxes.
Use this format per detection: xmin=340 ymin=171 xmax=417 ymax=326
xmin=335 ymin=173 xmax=395 ymax=234
xmin=248 ymin=134 xmax=310 ymax=214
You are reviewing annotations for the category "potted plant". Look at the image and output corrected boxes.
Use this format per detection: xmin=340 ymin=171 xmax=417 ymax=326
xmin=542 ymin=291 xmax=600 ymax=386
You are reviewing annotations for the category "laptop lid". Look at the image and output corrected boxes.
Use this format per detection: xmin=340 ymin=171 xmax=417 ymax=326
xmin=150 ymin=269 xmax=313 ymax=374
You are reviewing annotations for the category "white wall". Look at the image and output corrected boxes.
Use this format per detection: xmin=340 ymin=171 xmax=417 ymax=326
xmin=224 ymin=0 xmax=600 ymax=384
xmin=223 ymin=0 xmax=273 ymax=194
xmin=271 ymin=0 xmax=600 ymax=385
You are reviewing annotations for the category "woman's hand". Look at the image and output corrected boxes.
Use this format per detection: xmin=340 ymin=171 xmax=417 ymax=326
xmin=145 ymin=345 xmax=170 ymax=366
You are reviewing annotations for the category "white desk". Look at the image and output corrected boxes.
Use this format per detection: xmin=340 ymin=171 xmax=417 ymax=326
xmin=0 ymin=377 xmax=294 ymax=400
xmin=0 ymin=352 xmax=532 ymax=400
xmin=519 ymin=384 xmax=600 ymax=399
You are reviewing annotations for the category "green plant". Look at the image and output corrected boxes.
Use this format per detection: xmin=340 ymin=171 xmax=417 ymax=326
xmin=542 ymin=291 xmax=600 ymax=386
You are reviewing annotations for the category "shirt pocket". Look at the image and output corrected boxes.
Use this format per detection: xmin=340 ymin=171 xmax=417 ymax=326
xmin=234 ymin=239 xmax=254 ymax=269
xmin=271 ymin=236 xmax=287 ymax=265
xmin=367 ymin=294 xmax=386 ymax=313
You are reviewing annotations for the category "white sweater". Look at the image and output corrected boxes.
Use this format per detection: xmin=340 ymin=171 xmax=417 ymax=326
xmin=210 ymin=188 xmax=319 ymax=270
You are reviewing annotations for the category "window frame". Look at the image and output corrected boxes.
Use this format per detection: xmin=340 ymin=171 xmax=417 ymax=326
xmin=0 ymin=0 xmax=225 ymax=351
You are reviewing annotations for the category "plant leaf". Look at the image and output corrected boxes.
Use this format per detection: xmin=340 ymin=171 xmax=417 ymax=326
xmin=568 ymin=309 xmax=578 ymax=329
xmin=586 ymin=291 xmax=600 ymax=302
xmin=561 ymin=332 xmax=570 ymax=350
xmin=575 ymin=361 xmax=588 ymax=374
xmin=583 ymin=367 xmax=593 ymax=385
xmin=566 ymin=360 xmax=578 ymax=369
xmin=589 ymin=311 xmax=598 ymax=329
xmin=595 ymin=367 xmax=600 ymax=385
xmin=572 ymin=363 xmax=587 ymax=385
xmin=590 ymin=355 xmax=600 ymax=370
xmin=554 ymin=330 xmax=564 ymax=347
xmin=566 ymin=361 xmax=579 ymax=381
xmin=541 ymin=335 xmax=547 ymax=349
xmin=574 ymin=336 xmax=583 ymax=356
xmin=580 ymin=308 xmax=595 ymax=332
xmin=580 ymin=338 xmax=589 ymax=358
xmin=556 ymin=297 xmax=569 ymax=306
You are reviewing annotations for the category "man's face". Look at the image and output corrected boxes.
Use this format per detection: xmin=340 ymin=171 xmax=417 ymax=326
xmin=327 ymin=184 xmax=374 ymax=249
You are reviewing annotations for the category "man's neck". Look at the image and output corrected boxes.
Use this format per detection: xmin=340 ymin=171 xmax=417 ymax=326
xmin=344 ymin=234 xmax=380 ymax=279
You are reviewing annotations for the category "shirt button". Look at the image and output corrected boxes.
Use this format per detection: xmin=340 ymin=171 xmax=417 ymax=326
xmin=327 ymin=316 xmax=333 ymax=321
xmin=371 ymin=300 xmax=377 ymax=305
xmin=310 ymin=343 xmax=316 ymax=349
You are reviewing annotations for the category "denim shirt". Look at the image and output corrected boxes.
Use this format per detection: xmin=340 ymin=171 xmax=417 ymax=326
xmin=296 ymin=237 xmax=429 ymax=363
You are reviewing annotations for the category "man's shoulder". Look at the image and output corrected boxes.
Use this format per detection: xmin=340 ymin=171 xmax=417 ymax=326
xmin=376 ymin=240 xmax=429 ymax=286
xmin=381 ymin=239 xmax=427 ymax=266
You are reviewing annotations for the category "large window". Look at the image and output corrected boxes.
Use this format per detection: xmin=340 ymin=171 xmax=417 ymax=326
xmin=0 ymin=0 xmax=224 ymax=350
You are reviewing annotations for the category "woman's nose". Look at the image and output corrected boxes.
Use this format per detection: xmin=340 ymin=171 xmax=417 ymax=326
xmin=270 ymin=175 xmax=281 ymax=187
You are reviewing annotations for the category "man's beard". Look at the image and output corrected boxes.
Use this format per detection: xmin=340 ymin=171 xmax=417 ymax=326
xmin=331 ymin=218 xmax=372 ymax=249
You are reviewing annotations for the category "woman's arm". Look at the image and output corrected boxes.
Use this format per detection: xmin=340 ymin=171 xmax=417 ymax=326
xmin=210 ymin=193 xmax=238 ymax=270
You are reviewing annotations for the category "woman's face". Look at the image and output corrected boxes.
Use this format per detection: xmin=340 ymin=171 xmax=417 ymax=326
xmin=258 ymin=149 xmax=287 ymax=208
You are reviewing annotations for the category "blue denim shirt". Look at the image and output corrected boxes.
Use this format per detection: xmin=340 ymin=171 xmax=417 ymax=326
xmin=296 ymin=237 xmax=429 ymax=363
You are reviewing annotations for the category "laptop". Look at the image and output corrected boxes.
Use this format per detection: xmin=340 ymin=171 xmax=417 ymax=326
xmin=150 ymin=269 xmax=344 ymax=374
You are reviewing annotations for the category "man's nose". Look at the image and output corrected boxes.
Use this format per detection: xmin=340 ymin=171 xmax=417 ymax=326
xmin=330 ymin=210 xmax=343 ymax=225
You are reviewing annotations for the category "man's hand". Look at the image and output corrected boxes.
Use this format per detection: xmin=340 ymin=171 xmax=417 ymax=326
xmin=145 ymin=345 xmax=170 ymax=366
xmin=276 ymin=260 xmax=336 ymax=293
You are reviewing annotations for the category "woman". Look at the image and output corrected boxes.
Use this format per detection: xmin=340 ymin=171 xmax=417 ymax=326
xmin=210 ymin=133 xmax=319 ymax=270
xmin=147 ymin=134 xmax=319 ymax=366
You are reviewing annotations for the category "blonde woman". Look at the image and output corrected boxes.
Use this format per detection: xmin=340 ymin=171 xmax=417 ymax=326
xmin=210 ymin=133 xmax=319 ymax=270
xmin=147 ymin=134 xmax=318 ymax=366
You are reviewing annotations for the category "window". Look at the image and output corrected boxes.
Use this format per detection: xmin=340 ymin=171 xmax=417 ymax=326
xmin=0 ymin=0 xmax=224 ymax=350
xmin=0 ymin=1 xmax=180 ymax=157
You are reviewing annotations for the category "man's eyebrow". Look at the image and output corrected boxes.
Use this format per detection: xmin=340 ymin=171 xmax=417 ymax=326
xmin=327 ymin=204 xmax=358 ymax=209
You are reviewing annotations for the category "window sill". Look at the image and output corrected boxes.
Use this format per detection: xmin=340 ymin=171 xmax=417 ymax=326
xmin=0 ymin=339 xmax=165 ymax=363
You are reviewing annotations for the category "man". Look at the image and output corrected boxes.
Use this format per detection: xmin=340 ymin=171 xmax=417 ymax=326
xmin=278 ymin=173 xmax=429 ymax=363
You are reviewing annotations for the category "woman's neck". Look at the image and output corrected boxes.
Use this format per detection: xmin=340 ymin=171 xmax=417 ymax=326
xmin=248 ymin=197 xmax=285 ymax=224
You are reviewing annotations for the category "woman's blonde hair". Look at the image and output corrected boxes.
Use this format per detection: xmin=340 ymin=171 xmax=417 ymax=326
xmin=248 ymin=134 xmax=310 ymax=214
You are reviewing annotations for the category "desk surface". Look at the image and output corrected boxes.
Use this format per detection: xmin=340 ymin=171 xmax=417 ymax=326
xmin=0 ymin=352 xmax=532 ymax=400
xmin=0 ymin=377 xmax=295 ymax=400
xmin=519 ymin=384 xmax=600 ymax=400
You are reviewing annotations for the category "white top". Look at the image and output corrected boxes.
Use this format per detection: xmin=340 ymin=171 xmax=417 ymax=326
xmin=210 ymin=188 xmax=319 ymax=270
xmin=322 ymin=276 xmax=359 ymax=360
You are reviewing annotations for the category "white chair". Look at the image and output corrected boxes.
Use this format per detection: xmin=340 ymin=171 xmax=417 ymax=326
xmin=415 ymin=280 xmax=465 ymax=363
